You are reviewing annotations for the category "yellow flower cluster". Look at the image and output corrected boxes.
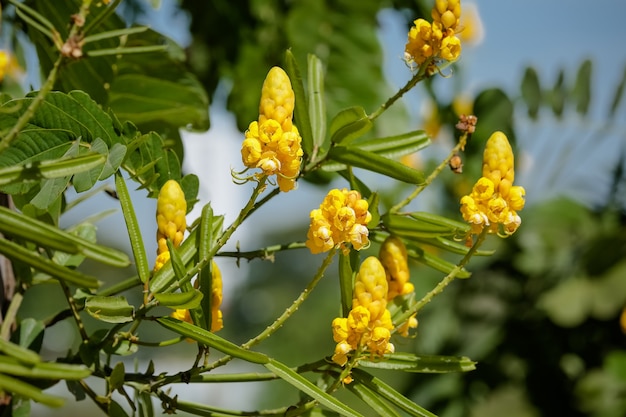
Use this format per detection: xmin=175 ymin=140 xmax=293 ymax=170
xmin=305 ymin=189 xmax=372 ymax=254
xmin=154 ymin=180 xmax=187 ymax=271
xmin=405 ymin=0 xmax=462 ymax=67
xmin=460 ymin=131 xmax=526 ymax=236
xmin=332 ymin=257 xmax=395 ymax=367
xmin=241 ymin=67 xmax=303 ymax=192
xmin=379 ymin=236 xmax=418 ymax=337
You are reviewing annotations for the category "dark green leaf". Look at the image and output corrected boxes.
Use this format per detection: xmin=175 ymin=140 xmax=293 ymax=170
xmin=328 ymin=146 xmax=424 ymax=184
xmin=329 ymin=106 xmax=372 ymax=145
xmin=521 ymin=66 xmax=541 ymax=119
xmin=85 ymin=296 xmax=134 ymax=323
xmin=108 ymin=362 xmax=125 ymax=392
xmin=572 ymin=59 xmax=592 ymax=115
xmin=382 ymin=212 xmax=468 ymax=239
xmin=17 ymin=318 xmax=45 ymax=351
xmin=405 ymin=242 xmax=471 ymax=278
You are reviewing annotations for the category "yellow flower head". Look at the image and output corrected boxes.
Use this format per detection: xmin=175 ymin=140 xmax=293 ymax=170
xmin=156 ymin=180 xmax=187 ymax=255
xmin=240 ymin=67 xmax=303 ymax=192
xmin=306 ymin=189 xmax=372 ymax=254
xmin=330 ymin=258 xmax=396 ymax=367
xmin=405 ymin=0 xmax=463 ymax=68
xmin=460 ymin=131 xmax=526 ymax=236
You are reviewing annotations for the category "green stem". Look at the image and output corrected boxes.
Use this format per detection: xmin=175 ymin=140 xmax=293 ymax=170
xmin=0 ymin=293 xmax=22 ymax=341
xmin=59 ymin=280 xmax=89 ymax=341
xmin=0 ymin=56 xmax=63 ymax=154
xmin=368 ymin=59 xmax=434 ymax=122
xmin=394 ymin=227 xmax=488 ymax=327
xmin=217 ymin=242 xmax=306 ymax=262
xmin=242 ymin=248 xmax=336 ymax=350
xmin=389 ymin=130 xmax=469 ymax=214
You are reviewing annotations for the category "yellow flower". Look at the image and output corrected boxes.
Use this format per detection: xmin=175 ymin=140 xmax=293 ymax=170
xmin=171 ymin=308 xmax=192 ymax=323
xmin=306 ymin=189 xmax=372 ymax=254
xmin=153 ymin=251 xmax=171 ymax=273
xmin=210 ymin=261 xmax=224 ymax=332
xmin=405 ymin=0 xmax=463 ymax=67
xmin=156 ymin=180 xmax=187 ymax=255
xmin=240 ymin=67 xmax=303 ymax=192
xmin=379 ymin=236 xmax=413 ymax=300
xmin=460 ymin=131 xmax=526 ymax=236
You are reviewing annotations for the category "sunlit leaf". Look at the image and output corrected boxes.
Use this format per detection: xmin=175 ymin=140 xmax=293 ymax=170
xmin=329 ymin=106 xmax=372 ymax=145
xmin=347 ymin=381 xmax=402 ymax=417
xmin=307 ymin=53 xmax=327 ymax=156
xmin=284 ymin=49 xmax=314 ymax=157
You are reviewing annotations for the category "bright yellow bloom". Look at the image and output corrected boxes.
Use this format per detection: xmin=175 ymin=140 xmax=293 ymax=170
xmin=156 ymin=180 xmax=187 ymax=255
xmin=171 ymin=308 xmax=192 ymax=323
xmin=405 ymin=0 xmax=462 ymax=67
xmin=240 ymin=67 xmax=303 ymax=192
xmin=306 ymin=189 xmax=372 ymax=254
xmin=460 ymin=131 xmax=526 ymax=236
xmin=153 ymin=251 xmax=171 ymax=273
xmin=331 ymin=257 xmax=395 ymax=367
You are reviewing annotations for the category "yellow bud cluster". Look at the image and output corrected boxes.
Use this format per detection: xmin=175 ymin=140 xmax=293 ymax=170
xmin=331 ymin=257 xmax=395 ymax=367
xmin=460 ymin=131 xmax=526 ymax=236
xmin=155 ymin=180 xmax=187 ymax=257
xmin=405 ymin=0 xmax=462 ymax=67
xmin=305 ymin=188 xmax=372 ymax=255
xmin=210 ymin=261 xmax=224 ymax=332
xmin=241 ymin=67 xmax=303 ymax=192
xmin=379 ymin=236 xmax=418 ymax=337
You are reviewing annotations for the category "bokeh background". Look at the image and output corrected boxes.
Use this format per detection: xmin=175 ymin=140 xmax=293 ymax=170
xmin=4 ymin=0 xmax=626 ymax=415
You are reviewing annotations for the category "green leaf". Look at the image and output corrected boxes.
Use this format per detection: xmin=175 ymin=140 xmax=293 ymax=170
xmin=284 ymin=50 xmax=314 ymax=158
xmin=156 ymin=317 xmax=270 ymax=364
xmin=521 ymin=66 xmax=541 ymax=119
xmin=352 ymin=369 xmax=437 ymax=417
xmin=472 ymin=88 xmax=515 ymax=145
xmin=338 ymin=252 xmax=354 ymax=318
xmin=85 ymin=296 xmax=135 ymax=323
xmin=198 ymin=203 xmax=220 ymax=330
xmin=307 ymin=53 xmax=327 ymax=157
xmin=0 ymin=238 xmax=101 ymax=288
xmin=572 ymin=59 xmax=592 ymax=115
xmin=323 ymin=130 xmax=430 ymax=172
xmin=405 ymin=243 xmax=471 ymax=279
xmin=329 ymin=106 xmax=372 ymax=145
xmin=115 ymin=172 xmax=150 ymax=283
xmin=166 ymin=239 xmax=188 ymax=284
xmin=550 ymin=69 xmax=566 ymax=118
xmin=0 ymin=338 xmax=40 ymax=365
xmin=0 ymin=373 xmax=64 ymax=407
xmin=328 ymin=146 xmax=423 ymax=184
xmin=609 ymin=64 xmax=626 ymax=118
xmin=359 ymin=352 xmax=476 ymax=373
xmin=0 ymin=356 xmax=92 ymax=380
xmin=154 ymin=289 xmax=204 ymax=310
xmin=347 ymin=381 xmax=402 ymax=417
xmin=108 ymin=362 xmax=125 ymax=392
xmin=382 ymin=212 xmax=468 ymax=239
xmin=265 ymin=359 xmax=363 ymax=417
xmin=0 ymin=153 xmax=106 ymax=188
xmin=18 ymin=318 xmax=45 ymax=351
